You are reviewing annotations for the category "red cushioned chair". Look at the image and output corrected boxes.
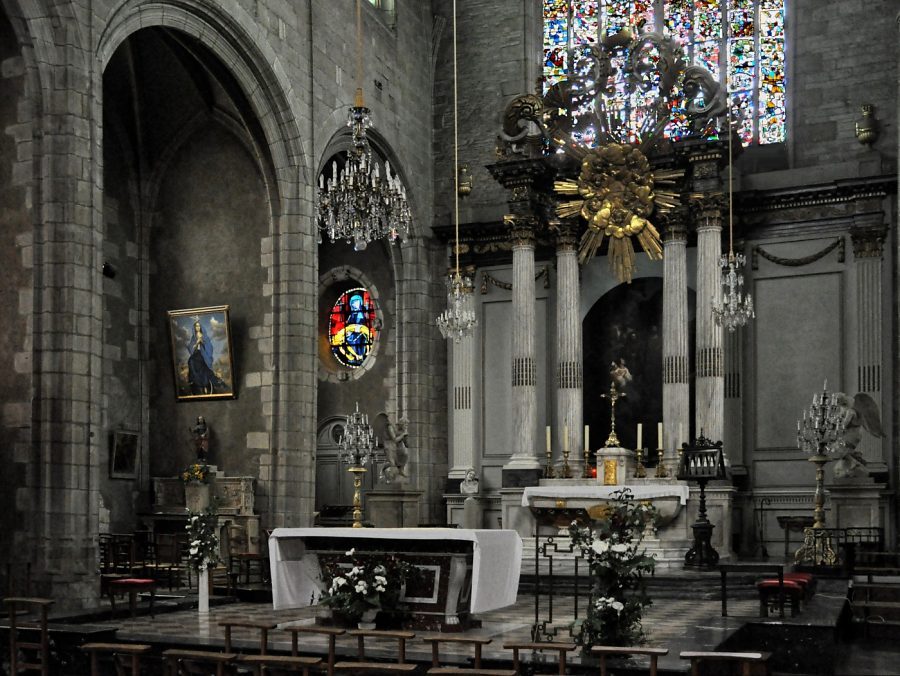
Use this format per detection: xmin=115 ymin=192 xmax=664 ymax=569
xmin=107 ymin=578 xmax=156 ymax=618
xmin=756 ymin=578 xmax=803 ymax=617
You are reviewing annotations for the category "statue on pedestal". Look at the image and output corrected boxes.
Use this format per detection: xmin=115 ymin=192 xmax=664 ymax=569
xmin=191 ymin=416 xmax=210 ymax=463
xmin=380 ymin=414 xmax=409 ymax=483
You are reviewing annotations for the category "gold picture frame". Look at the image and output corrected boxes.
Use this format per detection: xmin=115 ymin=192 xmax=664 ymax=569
xmin=167 ymin=305 xmax=236 ymax=401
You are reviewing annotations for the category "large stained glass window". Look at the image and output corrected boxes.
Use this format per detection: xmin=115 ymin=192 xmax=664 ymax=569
xmin=542 ymin=0 xmax=786 ymax=145
xmin=328 ymin=288 xmax=379 ymax=369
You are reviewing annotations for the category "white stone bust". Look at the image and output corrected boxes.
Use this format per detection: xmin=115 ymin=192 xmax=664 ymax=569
xmin=460 ymin=468 xmax=479 ymax=495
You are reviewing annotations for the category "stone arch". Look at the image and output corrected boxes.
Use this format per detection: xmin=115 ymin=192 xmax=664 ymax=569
xmin=97 ymin=0 xmax=309 ymax=197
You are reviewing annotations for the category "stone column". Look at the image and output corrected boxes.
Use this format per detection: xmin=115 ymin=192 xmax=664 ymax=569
xmin=661 ymin=216 xmax=690 ymax=461
xmin=449 ymin=273 xmax=477 ymax=480
xmin=694 ymin=201 xmax=725 ymax=445
xmin=554 ymin=222 xmax=583 ymax=474
xmin=504 ymin=217 xmax=542 ymax=476
xmin=850 ymin=223 xmax=888 ymax=469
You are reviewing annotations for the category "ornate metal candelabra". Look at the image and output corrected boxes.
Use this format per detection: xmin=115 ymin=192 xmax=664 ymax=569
xmin=794 ymin=382 xmax=847 ymax=565
xmin=600 ymin=382 xmax=625 ymax=448
xmin=339 ymin=402 xmax=379 ymax=528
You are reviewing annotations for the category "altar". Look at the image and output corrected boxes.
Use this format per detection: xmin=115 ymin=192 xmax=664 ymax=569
xmin=519 ymin=478 xmax=734 ymax=568
xmin=268 ymin=528 xmax=522 ymax=630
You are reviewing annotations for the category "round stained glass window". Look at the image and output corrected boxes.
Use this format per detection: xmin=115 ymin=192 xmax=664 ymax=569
xmin=328 ymin=287 xmax=378 ymax=369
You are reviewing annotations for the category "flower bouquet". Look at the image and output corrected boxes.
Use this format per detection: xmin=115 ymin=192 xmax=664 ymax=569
xmin=186 ymin=506 xmax=220 ymax=571
xmin=181 ymin=462 xmax=210 ymax=483
xmin=569 ymin=488 xmax=658 ymax=646
xmin=319 ymin=549 xmax=418 ymax=625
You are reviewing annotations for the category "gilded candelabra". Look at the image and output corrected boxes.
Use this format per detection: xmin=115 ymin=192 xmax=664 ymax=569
xmin=794 ymin=382 xmax=847 ymax=565
xmin=600 ymin=382 xmax=625 ymax=447
xmin=634 ymin=448 xmax=647 ymax=478
xmin=655 ymin=446 xmax=669 ymax=478
xmin=339 ymin=402 xmax=379 ymax=528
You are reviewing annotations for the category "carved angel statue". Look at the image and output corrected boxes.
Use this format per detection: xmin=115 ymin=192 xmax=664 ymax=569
xmin=380 ymin=414 xmax=409 ymax=483
xmin=832 ymin=392 xmax=885 ymax=479
xmin=610 ymin=358 xmax=633 ymax=389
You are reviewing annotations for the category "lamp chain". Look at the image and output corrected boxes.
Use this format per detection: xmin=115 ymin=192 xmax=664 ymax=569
xmin=452 ymin=0 xmax=460 ymax=280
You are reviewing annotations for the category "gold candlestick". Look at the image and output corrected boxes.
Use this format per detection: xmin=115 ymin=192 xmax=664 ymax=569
xmin=544 ymin=443 xmax=556 ymax=479
xmin=600 ymin=382 xmax=625 ymax=447
xmin=561 ymin=445 xmax=572 ymax=479
xmin=582 ymin=444 xmax=592 ymax=478
xmin=655 ymin=447 xmax=669 ymax=478
xmin=634 ymin=448 xmax=647 ymax=478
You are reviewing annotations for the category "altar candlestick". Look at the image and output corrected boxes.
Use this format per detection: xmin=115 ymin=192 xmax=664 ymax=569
xmin=678 ymin=423 xmax=683 ymax=448
xmin=546 ymin=426 xmax=551 ymax=454
xmin=584 ymin=425 xmax=590 ymax=452
xmin=636 ymin=423 xmax=642 ymax=451
xmin=564 ymin=425 xmax=569 ymax=453
xmin=657 ymin=422 xmax=663 ymax=449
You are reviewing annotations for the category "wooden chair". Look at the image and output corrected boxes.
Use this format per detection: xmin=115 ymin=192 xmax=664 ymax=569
xmin=220 ymin=618 xmax=277 ymax=655
xmin=81 ymin=642 xmax=152 ymax=676
xmin=679 ymin=651 xmax=772 ymax=676
xmin=283 ymin=624 xmax=346 ymax=676
xmin=333 ymin=629 xmax=417 ymax=673
xmin=503 ymin=641 xmax=577 ymax=676
xmin=225 ymin=524 xmax=266 ymax=592
xmin=162 ymin=648 xmax=237 ymax=676
xmin=145 ymin=533 xmax=191 ymax=591
xmin=591 ymin=646 xmax=669 ymax=676
xmin=238 ymin=654 xmax=322 ymax=676
xmin=4 ymin=597 xmax=53 ymax=675
xmin=422 ymin=635 xmax=515 ymax=675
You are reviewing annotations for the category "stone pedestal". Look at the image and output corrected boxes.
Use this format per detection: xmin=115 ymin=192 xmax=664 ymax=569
xmin=366 ymin=490 xmax=423 ymax=528
xmin=829 ymin=480 xmax=891 ymax=534
xmin=500 ymin=488 xmax=531 ymax=538
xmin=595 ymin=447 xmax=636 ymax=485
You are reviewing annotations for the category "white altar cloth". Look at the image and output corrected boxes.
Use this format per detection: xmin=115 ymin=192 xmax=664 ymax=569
xmin=521 ymin=484 xmax=690 ymax=506
xmin=268 ymin=527 xmax=522 ymax=613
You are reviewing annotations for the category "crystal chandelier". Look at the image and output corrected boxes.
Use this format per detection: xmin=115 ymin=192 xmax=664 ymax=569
xmin=712 ymin=108 xmax=754 ymax=331
xmin=436 ymin=0 xmax=477 ymax=342
xmin=316 ymin=0 xmax=411 ymax=252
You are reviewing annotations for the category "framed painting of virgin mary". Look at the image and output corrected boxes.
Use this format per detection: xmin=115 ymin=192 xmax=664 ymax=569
xmin=167 ymin=305 xmax=236 ymax=401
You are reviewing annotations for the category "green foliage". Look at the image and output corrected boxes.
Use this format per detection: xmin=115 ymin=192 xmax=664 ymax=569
xmin=569 ymin=488 xmax=657 ymax=646
xmin=181 ymin=462 xmax=210 ymax=484
xmin=319 ymin=549 xmax=418 ymax=621
xmin=186 ymin=505 xmax=220 ymax=571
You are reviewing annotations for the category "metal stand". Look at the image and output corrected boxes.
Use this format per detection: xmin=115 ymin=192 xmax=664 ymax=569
xmin=677 ymin=435 xmax=726 ymax=571
xmin=684 ymin=477 xmax=719 ymax=569
xmin=600 ymin=382 xmax=625 ymax=448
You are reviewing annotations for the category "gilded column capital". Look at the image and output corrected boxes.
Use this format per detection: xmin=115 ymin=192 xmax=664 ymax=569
xmin=551 ymin=219 xmax=579 ymax=252
xmin=657 ymin=208 xmax=689 ymax=243
xmin=689 ymin=193 xmax=726 ymax=232
xmin=849 ymin=224 xmax=888 ymax=259
xmin=505 ymin=214 xmax=537 ymax=247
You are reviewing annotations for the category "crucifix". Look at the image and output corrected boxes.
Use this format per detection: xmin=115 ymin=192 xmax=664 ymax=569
xmin=600 ymin=381 xmax=625 ymax=448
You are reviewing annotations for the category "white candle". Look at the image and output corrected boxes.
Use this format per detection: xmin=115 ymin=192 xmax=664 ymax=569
xmin=636 ymin=423 xmax=642 ymax=450
xmin=584 ymin=425 xmax=590 ymax=452
xmin=563 ymin=425 xmax=569 ymax=454
xmin=657 ymin=422 xmax=663 ymax=449
xmin=677 ymin=423 xmax=684 ymax=449
xmin=546 ymin=426 xmax=551 ymax=454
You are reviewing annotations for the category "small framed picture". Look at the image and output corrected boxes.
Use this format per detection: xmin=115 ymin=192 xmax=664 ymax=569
xmin=110 ymin=430 xmax=139 ymax=479
xmin=167 ymin=305 xmax=236 ymax=401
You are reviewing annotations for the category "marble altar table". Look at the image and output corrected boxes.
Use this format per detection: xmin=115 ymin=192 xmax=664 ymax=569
xmin=268 ymin=528 xmax=522 ymax=630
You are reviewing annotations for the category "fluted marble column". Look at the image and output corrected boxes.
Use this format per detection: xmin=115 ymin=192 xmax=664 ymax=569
xmin=505 ymin=218 xmax=542 ymax=471
xmin=850 ymin=223 xmax=888 ymax=467
xmin=662 ymin=217 xmax=690 ymax=461
xmin=449 ymin=274 xmax=477 ymax=479
xmin=695 ymin=207 xmax=725 ymax=445
xmin=555 ymin=223 xmax=583 ymax=473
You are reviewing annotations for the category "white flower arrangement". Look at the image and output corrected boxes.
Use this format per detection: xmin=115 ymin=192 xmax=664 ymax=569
xmin=319 ymin=549 xmax=418 ymax=623
xmin=185 ymin=506 xmax=220 ymax=571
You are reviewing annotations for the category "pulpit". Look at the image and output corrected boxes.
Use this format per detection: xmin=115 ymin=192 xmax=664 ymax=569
xmin=268 ymin=528 xmax=521 ymax=631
